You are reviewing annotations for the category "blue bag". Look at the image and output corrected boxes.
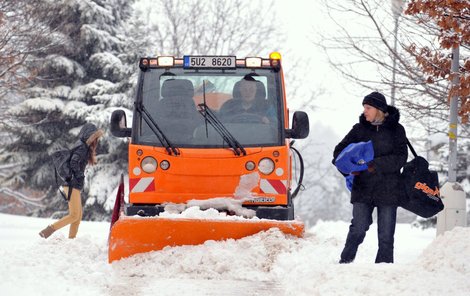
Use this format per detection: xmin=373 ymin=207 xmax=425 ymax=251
xmin=335 ymin=141 xmax=374 ymax=174
xmin=345 ymin=175 xmax=354 ymax=191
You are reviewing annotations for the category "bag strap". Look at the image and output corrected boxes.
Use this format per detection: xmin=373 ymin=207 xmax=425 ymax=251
xmin=67 ymin=186 xmax=73 ymax=200
xmin=64 ymin=145 xmax=80 ymax=202
xmin=56 ymin=172 xmax=68 ymax=201
xmin=55 ymin=168 xmax=72 ymax=202
xmin=54 ymin=144 xmax=80 ymax=202
xmin=406 ymin=138 xmax=418 ymax=158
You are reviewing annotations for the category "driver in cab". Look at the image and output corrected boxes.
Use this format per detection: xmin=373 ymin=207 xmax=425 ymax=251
xmin=219 ymin=74 xmax=270 ymax=123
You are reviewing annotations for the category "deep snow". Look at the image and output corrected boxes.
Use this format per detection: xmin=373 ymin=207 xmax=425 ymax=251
xmin=1 ymin=213 xmax=469 ymax=296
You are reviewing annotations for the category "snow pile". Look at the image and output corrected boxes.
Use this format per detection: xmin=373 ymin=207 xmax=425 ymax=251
xmin=273 ymin=224 xmax=470 ymax=296
xmin=160 ymin=204 xmax=255 ymax=220
xmin=1 ymin=213 xmax=470 ymax=295
xmin=234 ymin=172 xmax=260 ymax=199
xmin=418 ymin=227 xmax=470 ymax=273
xmin=160 ymin=172 xmax=262 ymax=219
xmin=113 ymin=228 xmax=295 ymax=282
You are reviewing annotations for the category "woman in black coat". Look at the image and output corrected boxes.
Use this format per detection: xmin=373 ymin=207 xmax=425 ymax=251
xmin=39 ymin=123 xmax=103 ymax=239
xmin=333 ymin=92 xmax=408 ymax=263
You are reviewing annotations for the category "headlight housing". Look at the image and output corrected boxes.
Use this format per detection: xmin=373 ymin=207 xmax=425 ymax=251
xmin=245 ymin=161 xmax=256 ymax=171
xmin=258 ymin=158 xmax=275 ymax=175
xmin=160 ymin=160 xmax=170 ymax=170
xmin=141 ymin=156 xmax=157 ymax=173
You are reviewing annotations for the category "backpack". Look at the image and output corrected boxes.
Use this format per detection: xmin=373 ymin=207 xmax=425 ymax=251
xmin=50 ymin=145 xmax=80 ymax=201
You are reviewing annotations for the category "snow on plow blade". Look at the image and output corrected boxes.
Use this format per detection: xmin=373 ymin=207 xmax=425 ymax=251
xmin=108 ymin=217 xmax=304 ymax=262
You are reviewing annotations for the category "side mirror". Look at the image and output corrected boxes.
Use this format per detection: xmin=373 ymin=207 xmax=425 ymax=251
xmin=286 ymin=111 xmax=309 ymax=139
xmin=110 ymin=109 xmax=132 ymax=138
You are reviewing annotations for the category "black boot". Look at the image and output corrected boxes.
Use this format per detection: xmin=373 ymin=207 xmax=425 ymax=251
xmin=339 ymin=258 xmax=353 ymax=264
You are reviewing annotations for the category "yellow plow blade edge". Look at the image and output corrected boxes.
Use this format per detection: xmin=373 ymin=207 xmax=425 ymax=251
xmin=108 ymin=217 xmax=304 ymax=262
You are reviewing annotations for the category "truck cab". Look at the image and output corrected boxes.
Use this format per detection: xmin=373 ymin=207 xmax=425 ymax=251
xmin=110 ymin=53 xmax=309 ymax=220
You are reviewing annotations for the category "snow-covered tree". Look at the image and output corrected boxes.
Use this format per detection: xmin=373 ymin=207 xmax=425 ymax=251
xmin=0 ymin=0 xmax=63 ymax=149
xmin=0 ymin=0 xmax=61 ymax=98
xmin=1 ymin=0 xmax=135 ymax=219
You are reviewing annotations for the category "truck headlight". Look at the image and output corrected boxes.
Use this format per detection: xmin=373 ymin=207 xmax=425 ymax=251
xmin=141 ymin=156 xmax=157 ymax=173
xmin=258 ymin=158 xmax=275 ymax=175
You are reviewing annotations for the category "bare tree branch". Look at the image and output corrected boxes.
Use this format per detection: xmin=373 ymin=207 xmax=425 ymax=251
xmin=0 ymin=0 xmax=64 ymax=98
xmin=316 ymin=0 xmax=469 ymax=138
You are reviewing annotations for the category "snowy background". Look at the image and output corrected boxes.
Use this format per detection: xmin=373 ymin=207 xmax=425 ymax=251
xmin=1 ymin=1 xmax=470 ymax=295
xmin=1 ymin=0 xmax=468 ymax=224
xmin=1 ymin=213 xmax=470 ymax=296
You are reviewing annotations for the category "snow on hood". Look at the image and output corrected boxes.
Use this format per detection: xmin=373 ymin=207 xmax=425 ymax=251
xmin=159 ymin=172 xmax=262 ymax=219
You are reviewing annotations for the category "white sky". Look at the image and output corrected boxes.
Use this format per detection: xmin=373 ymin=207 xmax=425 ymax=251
xmin=274 ymin=0 xmax=367 ymax=137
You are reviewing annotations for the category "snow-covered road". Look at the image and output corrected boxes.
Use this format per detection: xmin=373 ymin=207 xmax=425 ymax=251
xmin=1 ymin=213 xmax=469 ymax=296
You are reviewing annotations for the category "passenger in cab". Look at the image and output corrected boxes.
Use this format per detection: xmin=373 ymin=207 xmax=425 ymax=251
xmin=219 ymin=75 xmax=270 ymax=123
xmin=156 ymin=79 xmax=199 ymax=121
xmin=154 ymin=79 xmax=202 ymax=143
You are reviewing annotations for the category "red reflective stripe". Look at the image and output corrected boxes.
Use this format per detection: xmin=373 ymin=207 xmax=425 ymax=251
xmin=145 ymin=179 xmax=155 ymax=192
xmin=268 ymin=179 xmax=286 ymax=194
xmin=130 ymin=177 xmax=155 ymax=192
xmin=129 ymin=178 xmax=140 ymax=192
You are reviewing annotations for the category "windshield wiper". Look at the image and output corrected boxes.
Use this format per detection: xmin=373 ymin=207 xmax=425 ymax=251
xmin=136 ymin=102 xmax=180 ymax=156
xmin=197 ymin=102 xmax=246 ymax=156
xmin=197 ymin=80 xmax=245 ymax=156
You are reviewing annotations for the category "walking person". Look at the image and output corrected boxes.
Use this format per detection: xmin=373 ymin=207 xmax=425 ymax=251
xmin=332 ymin=92 xmax=408 ymax=263
xmin=39 ymin=123 xmax=103 ymax=239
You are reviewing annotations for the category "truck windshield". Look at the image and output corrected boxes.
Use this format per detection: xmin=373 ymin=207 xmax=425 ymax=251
xmin=135 ymin=68 xmax=283 ymax=148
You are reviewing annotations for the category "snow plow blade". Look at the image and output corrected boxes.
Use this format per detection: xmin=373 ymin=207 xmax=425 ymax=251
xmin=108 ymin=217 xmax=304 ymax=262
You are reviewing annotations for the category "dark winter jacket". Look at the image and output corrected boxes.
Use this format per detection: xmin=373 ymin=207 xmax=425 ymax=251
xmin=332 ymin=106 xmax=408 ymax=206
xmin=68 ymin=123 xmax=102 ymax=190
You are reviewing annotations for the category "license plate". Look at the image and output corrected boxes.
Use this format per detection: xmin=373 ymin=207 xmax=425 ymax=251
xmin=183 ymin=56 xmax=236 ymax=69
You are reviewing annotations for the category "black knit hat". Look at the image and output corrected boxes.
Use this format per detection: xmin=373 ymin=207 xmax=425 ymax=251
xmin=362 ymin=92 xmax=387 ymax=112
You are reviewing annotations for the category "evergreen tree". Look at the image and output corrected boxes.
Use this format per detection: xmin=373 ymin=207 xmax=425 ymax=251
xmin=1 ymin=0 xmax=135 ymax=219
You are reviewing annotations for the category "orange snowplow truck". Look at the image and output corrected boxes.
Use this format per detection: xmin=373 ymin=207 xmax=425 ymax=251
xmin=108 ymin=53 xmax=309 ymax=262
